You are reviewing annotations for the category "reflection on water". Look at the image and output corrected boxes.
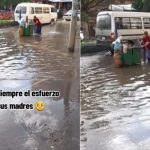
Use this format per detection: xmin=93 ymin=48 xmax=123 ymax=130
xmin=0 ymin=23 xmax=75 ymax=80
xmin=81 ymin=52 xmax=150 ymax=150
xmin=0 ymin=21 xmax=80 ymax=150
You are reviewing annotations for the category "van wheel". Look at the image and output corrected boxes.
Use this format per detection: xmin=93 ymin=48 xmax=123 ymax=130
xmin=50 ymin=19 xmax=55 ymax=25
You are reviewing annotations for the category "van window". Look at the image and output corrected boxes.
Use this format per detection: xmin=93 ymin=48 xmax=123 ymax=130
xmin=43 ymin=7 xmax=49 ymax=13
xmin=116 ymin=18 xmax=130 ymax=29
xmin=35 ymin=7 xmax=42 ymax=14
xmin=51 ymin=7 xmax=56 ymax=12
xmin=30 ymin=7 xmax=34 ymax=14
xmin=130 ymin=18 xmax=142 ymax=29
xmin=115 ymin=17 xmax=142 ymax=29
xmin=97 ymin=14 xmax=111 ymax=29
xmin=15 ymin=6 xmax=27 ymax=14
xmin=116 ymin=18 xmax=123 ymax=29
xmin=143 ymin=18 xmax=150 ymax=29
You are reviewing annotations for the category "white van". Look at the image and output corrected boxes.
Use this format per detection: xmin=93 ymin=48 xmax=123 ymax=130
xmin=95 ymin=11 xmax=150 ymax=48
xmin=14 ymin=3 xmax=57 ymax=24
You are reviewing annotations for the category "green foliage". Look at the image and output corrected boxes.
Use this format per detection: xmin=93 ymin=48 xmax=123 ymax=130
xmin=0 ymin=20 xmax=15 ymax=26
xmin=133 ymin=0 xmax=150 ymax=12
xmin=142 ymin=0 xmax=150 ymax=12
xmin=132 ymin=0 xmax=143 ymax=11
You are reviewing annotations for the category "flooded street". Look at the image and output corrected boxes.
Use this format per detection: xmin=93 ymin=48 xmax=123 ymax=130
xmin=0 ymin=21 xmax=80 ymax=150
xmin=81 ymin=52 xmax=150 ymax=150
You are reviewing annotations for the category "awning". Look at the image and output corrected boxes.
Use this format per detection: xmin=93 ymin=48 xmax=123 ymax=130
xmin=48 ymin=0 xmax=72 ymax=2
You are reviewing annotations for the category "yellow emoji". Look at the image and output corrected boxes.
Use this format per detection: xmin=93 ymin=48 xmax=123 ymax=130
xmin=35 ymin=101 xmax=46 ymax=111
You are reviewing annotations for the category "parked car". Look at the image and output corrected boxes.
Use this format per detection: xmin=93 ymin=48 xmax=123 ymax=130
xmin=63 ymin=10 xmax=80 ymax=21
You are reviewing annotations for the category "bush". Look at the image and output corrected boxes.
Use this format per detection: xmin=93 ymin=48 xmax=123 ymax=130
xmin=0 ymin=20 xmax=15 ymax=26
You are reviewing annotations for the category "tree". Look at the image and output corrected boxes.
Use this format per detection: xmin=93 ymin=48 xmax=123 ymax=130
xmin=81 ymin=0 xmax=106 ymax=21
xmin=81 ymin=0 xmax=108 ymax=39
xmin=133 ymin=0 xmax=143 ymax=11
xmin=133 ymin=0 xmax=150 ymax=12
xmin=142 ymin=0 xmax=150 ymax=12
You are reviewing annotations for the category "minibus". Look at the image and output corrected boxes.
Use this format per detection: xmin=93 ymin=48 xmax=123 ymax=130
xmin=95 ymin=11 xmax=150 ymax=48
xmin=14 ymin=3 xmax=57 ymax=24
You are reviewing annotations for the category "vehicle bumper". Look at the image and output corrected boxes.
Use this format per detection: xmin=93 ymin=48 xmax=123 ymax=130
xmin=96 ymin=40 xmax=111 ymax=47
xmin=63 ymin=16 xmax=71 ymax=20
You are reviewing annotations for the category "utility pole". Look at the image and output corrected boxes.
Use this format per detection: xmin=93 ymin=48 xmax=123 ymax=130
xmin=68 ymin=0 xmax=79 ymax=52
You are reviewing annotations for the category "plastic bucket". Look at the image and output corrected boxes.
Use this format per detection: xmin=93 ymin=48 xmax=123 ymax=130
xmin=19 ymin=27 xmax=24 ymax=37
xmin=113 ymin=53 xmax=122 ymax=67
xmin=29 ymin=25 xmax=33 ymax=36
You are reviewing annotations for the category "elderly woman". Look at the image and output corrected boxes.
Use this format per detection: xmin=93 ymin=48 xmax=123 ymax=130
xmin=33 ymin=16 xmax=42 ymax=34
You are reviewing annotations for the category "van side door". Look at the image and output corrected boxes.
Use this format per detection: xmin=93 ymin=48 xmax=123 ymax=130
xmin=28 ymin=7 xmax=35 ymax=21
xmin=34 ymin=7 xmax=43 ymax=23
xmin=43 ymin=7 xmax=51 ymax=24
xmin=50 ymin=7 xmax=57 ymax=21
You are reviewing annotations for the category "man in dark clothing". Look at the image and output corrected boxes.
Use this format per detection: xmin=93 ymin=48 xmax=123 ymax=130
xmin=33 ymin=16 xmax=42 ymax=34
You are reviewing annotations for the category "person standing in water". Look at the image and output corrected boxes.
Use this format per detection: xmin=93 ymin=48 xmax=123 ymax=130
xmin=141 ymin=31 xmax=150 ymax=63
xmin=33 ymin=16 xmax=42 ymax=34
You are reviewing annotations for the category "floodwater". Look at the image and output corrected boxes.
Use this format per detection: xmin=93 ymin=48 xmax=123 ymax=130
xmin=0 ymin=21 xmax=80 ymax=150
xmin=81 ymin=52 xmax=150 ymax=150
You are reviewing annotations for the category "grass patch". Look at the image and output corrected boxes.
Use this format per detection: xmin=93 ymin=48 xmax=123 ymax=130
xmin=0 ymin=20 xmax=16 ymax=26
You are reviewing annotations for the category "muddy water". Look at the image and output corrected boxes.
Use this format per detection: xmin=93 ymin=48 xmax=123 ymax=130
xmin=81 ymin=52 xmax=150 ymax=150
xmin=0 ymin=22 xmax=77 ymax=80
xmin=0 ymin=21 xmax=80 ymax=150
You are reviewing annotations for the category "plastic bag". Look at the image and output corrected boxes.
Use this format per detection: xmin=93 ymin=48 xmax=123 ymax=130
xmin=114 ymin=41 xmax=122 ymax=52
xmin=123 ymin=44 xmax=128 ymax=53
xmin=18 ymin=18 xmax=25 ymax=27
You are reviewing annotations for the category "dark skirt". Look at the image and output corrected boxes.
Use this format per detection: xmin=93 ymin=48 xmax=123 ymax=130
xmin=36 ymin=26 xmax=42 ymax=34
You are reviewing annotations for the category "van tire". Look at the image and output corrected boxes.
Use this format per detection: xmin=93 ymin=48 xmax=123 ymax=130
xmin=65 ymin=19 xmax=71 ymax=21
xmin=50 ymin=19 xmax=55 ymax=25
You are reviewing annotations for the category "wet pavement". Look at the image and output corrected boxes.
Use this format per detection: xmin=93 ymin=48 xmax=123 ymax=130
xmin=81 ymin=52 xmax=150 ymax=150
xmin=0 ymin=21 xmax=80 ymax=150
